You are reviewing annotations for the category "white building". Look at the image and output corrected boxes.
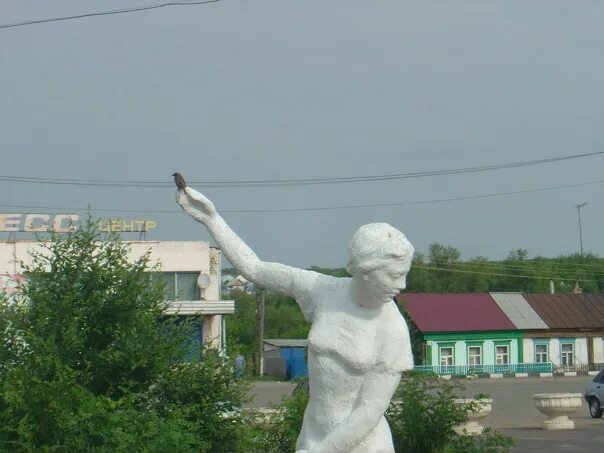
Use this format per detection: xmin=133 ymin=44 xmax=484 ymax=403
xmin=0 ymin=239 xmax=234 ymax=353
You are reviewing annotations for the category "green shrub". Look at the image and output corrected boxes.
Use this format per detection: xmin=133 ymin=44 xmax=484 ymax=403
xmin=0 ymin=218 xmax=247 ymax=452
xmin=248 ymin=374 xmax=513 ymax=453
xmin=386 ymin=373 xmax=514 ymax=453
xmin=246 ymin=378 xmax=309 ymax=453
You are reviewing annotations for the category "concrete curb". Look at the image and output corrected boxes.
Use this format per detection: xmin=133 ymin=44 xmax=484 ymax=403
xmin=419 ymin=371 xmax=595 ymax=380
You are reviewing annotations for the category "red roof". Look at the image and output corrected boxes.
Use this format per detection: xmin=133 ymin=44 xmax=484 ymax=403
xmin=396 ymin=293 xmax=516 ymax=332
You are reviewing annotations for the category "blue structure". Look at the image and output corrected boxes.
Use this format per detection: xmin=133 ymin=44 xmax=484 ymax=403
xmin=263 ymin=339 xmax=309 ymax=380
xmin=280 ymin=347 xmax=308 ymax=380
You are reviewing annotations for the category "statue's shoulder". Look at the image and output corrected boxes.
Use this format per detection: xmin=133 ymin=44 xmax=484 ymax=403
xmin=293 ymin=272 xmax=344 ymax=322
xmin=383 ymin=302 xmax=407 ymax=332
xmin=375 ymin=303 xmax=413 ymax=372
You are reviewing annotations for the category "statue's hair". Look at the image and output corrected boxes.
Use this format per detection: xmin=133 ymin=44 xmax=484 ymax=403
xmin=346 ymin=223 xmax=414 ymax=276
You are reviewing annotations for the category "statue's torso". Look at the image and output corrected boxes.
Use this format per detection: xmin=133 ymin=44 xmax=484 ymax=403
xmin=295 ymin=278 xmax=412 ymax=452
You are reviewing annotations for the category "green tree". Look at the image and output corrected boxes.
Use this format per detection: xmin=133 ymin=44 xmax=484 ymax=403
xmin=406 ymin=253 xmax=434 ymax=292
xmin=428 ymin=243 xmax=466 ymax=292
xmin=265 ymin=293 xmax=310 ymax=339
xmin=507 ymin=249 xmax=529 ymax=262
xmin=0 ymin=218 xmax=246 ymax=452
xmin=225 ymin=289 xmax=258 ymax=366
xmin=429 ymin=243 xmax=461 ymax=265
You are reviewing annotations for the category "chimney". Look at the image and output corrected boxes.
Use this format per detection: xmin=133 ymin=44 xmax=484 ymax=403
xmin=573 ymin=280 xmax=583 ymax=294
xmin=549 ymin=279 xmax=555 ymax=294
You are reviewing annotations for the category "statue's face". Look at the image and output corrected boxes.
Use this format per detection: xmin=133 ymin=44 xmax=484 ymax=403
xmin=364 ymin=259 xmax=411 ymax=305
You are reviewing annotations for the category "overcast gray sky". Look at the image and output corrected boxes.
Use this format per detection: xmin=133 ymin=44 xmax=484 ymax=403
xmin=1 ymin=0 xmax=603 ymax=268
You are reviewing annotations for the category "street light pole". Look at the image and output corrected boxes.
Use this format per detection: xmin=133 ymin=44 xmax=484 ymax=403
xmin=575 ymin=202 xmax=587 ymax=256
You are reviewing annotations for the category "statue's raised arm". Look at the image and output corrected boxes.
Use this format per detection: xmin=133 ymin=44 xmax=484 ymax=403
xmin=176 ymin=187 xmax=325 ymax=310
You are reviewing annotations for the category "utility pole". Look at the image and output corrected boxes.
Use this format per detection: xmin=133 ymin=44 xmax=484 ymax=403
xmin=575 ymin=202 xmax=589 ymax=369
xmin=255 ymin=287 xmax=265 ymax=376
xmin=575 ymin=202 xmax=587 ymax=256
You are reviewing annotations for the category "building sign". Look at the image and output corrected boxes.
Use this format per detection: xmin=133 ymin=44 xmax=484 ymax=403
xmin=0 ymin=214 xmax=157 ymax=233
xmin=97 ymin=219 xmax=157 ymax=232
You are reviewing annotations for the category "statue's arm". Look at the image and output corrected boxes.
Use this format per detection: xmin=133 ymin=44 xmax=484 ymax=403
xmin=176 ymin=188 xmax=321 ymax=298
xmin=309 ymin=371 xmax=401 ymax=453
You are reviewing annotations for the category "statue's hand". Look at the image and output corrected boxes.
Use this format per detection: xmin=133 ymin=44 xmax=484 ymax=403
xmin=176 ymin=187 xmax=217 ymax=226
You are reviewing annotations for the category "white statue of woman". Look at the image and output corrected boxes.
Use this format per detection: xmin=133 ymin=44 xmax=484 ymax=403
xmin=176 ymin=187 xmax=414 ymax=453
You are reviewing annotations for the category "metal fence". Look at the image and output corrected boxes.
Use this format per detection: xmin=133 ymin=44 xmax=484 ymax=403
xmin=414 ymin=362 xmax=554 ymax=375
xmin=554 ymin=363 xmax=604 ymax=373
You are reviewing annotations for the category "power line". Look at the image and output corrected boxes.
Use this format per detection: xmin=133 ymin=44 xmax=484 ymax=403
xmin=218 ymin=180 xmax=603 ymax=212
xmin=0 ymin=0 xmax=220 ymax=30
xmin=0 ymin=179 xmax=602 ymax=214
xmin=0 ymin=151 xmax=602 ymax=188
xmin=412 ymin=264 xmax=599 ymax=283
xmin=422 ymin=260 xmax=604 ymax=277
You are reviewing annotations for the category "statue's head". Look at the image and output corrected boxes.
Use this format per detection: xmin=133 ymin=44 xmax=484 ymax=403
xmin=347 ymin=223 xmax=414 ymax=305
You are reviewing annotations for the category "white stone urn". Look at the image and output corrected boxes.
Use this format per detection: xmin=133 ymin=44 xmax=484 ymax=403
xmin=453 ymin=398 xmax=493 ymax=435
xmin=533 ymin=393 xmax=583 ymax=430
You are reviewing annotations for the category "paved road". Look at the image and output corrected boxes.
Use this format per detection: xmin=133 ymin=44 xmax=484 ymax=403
xmin=247 ymin=376 xmax=604 ymax=451
xmin=460 ymin=377 xmax=601 ymax=452
xmin=460 ymin=376 xmax=592 ymax=428
xmin=244 ymin=380 xmax=296 ymax=408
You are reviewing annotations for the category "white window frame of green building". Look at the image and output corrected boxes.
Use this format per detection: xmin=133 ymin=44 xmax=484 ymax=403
xmin=560 ymin=341 xmax=575 ymax=367
xmin=439 ymin=346 xmax=454 ymax=366
xmin=467 ymin=345 xmax=482 ymax=366
xmin=534 ymin=341 xmax=549 ymax=363
xmin=495 ymin=344 xmax=510 ymax=365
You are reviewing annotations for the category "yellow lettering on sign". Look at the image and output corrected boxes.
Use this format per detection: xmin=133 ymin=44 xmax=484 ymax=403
xmin=121 ymin=220 xmax=135 ymax=232
xmin=24 ymin=214 xmax=50 ymax=232
xmin=95 ymin=219 xmax=156 ymax=232
xmin=52 ymin=215 xmax=79 ymax=232
xmin=0 ymin=214 xmax=21 ymax=232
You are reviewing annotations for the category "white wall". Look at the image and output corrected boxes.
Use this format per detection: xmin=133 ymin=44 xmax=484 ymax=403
xmin=593 ymin=337 xmax=604 ymax=363
xmin=0 ymin=241 xmax=49 ymax=273
xmin=550 ymin=339 xmax=560 ymax=365
xmin=523 ymin=339 xmax=534 ymax=363
xmin=1 ymin=241 xmax=212 ymax=273
xmin=547 ymin=338 xmax=588 ymax=366
xmin=576 ymin=338 xmax=589 ymax=366
xmin=127 ymin=241 xmax=210 ymax=272
xmin=203 ymin=315 xmax=222 ymax=348
xmin=1 ymin=240 xmax=229 ymax=351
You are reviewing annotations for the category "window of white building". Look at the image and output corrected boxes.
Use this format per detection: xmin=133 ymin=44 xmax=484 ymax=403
xmin=151 ymin=272 xmax=200 ymax=300
xmin=561 ymin=342 xmax=575 ymax=367
xmin=534 ymin=343 xmax=549 ymax=363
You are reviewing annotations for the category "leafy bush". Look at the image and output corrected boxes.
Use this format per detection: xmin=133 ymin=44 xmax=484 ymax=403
xmin=0 ymin=218 xmax=247 ymax=452
xmin=245 ymin=378 xmax=309 ymax=453
xmin=248 ymin=374 xmax=513 ymax=453
xmin=386 ymin=373 xmax=514 ymax=453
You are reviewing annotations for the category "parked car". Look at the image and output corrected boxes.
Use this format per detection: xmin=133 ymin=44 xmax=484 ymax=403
xmin=584 ymin=369 xmax=604 ymax=418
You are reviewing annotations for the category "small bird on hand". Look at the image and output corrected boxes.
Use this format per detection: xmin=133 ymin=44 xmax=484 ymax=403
xmin=172 ymin=172 xmax=187 ymax=192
